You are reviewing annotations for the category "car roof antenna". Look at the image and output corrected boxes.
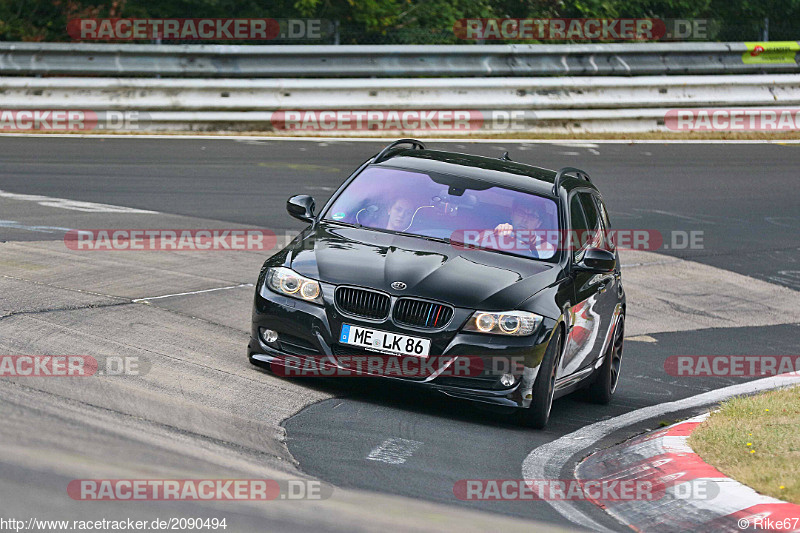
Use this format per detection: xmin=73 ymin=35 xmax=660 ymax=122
xmin=501 ymin=152 xmax=511 ymax=161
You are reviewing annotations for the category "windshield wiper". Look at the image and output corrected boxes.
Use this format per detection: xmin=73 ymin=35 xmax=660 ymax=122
xmin=392 ymin=231 xmax=450 ymax=245
xmin=325 ymin=221 xmax=451 ymax=245
xmin=325 ymin=219 xmax=359 ymax=229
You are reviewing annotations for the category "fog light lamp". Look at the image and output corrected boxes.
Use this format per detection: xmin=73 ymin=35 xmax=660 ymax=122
xmin=500 ymin=373 xmax=516 ymax=387
xmin=262 ymin=329 xmax=279 ymax=344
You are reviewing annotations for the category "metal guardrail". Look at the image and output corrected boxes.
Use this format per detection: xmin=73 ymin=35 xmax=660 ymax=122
xmin=2 ymin=74 xmax=798 ymax=133
xmin=1 ymin=42 xmax=798 ymax=77
xmin=2 ymin=74 xmax=798 ymax=110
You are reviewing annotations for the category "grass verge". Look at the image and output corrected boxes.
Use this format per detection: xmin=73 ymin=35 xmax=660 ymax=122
xmin=688 ymin=385 xmax=800 ymax=504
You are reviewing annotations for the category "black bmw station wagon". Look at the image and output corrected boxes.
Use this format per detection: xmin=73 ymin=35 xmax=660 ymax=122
xmin=248 ymin=139 xmax=625 ymax=428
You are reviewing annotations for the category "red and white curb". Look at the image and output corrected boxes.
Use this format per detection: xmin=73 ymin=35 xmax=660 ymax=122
xmin=577 ymin=413 xmax=800 ymax=532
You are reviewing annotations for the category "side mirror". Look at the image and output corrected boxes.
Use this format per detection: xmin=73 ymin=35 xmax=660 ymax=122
xmin=286 ymin=195 xmax=316 ymax=222
xmin=574 ymin=247 xmax=616 ymax=273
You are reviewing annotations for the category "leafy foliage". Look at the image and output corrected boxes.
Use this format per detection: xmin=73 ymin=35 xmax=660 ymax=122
xmin=0 ymin=0 xmax=794 ymax=42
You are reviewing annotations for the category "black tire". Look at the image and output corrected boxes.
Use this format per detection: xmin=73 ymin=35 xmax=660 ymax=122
xmin=586 ymin=315 xmax=625 ymax=405
xmin=519 ymin=328 xmax=563 ymax=429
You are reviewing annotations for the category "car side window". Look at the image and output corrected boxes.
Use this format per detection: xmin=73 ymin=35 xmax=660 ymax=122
xmin=578 ymin=192 xmax=605 ymax=251
xmin=569 ymin=194 xmax=589 ymax=262
xmin=594 ymin=196 xmax=611 ymax=230
xmin=592 ymin=195 xmax=615 ymax=251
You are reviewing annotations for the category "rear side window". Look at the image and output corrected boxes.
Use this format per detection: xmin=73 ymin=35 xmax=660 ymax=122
xmin=579 ymin=192 xmax=606 ymax=249
xmin=594 ymin=196 xmax=611 ymax=230
xmin=571 ymin=192 xmax=609 ymax=261
xmin=579 ymin=193 xmax=600 ymax=229
xmin=593 ymin=195 xmax=615 ymax=251
xmin=569 ymin=194 xmax=589 ymax=262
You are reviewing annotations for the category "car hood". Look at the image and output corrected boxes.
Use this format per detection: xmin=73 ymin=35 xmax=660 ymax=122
xmin=284 ymin=223 xmax=558 ymax=310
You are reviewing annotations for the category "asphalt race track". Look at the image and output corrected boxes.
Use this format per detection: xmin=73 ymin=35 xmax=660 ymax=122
xmin=1 ymin=136 xmax=799 ymax=532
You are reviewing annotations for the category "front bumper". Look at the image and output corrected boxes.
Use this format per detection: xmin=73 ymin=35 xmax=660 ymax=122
xmin=248 ymin=280 xmax=557 ymax=409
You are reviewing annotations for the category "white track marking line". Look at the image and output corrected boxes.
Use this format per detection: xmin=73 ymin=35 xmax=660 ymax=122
xmin=132 ymin=283 xmax=253 ymax=303
xmin=521 ymin=373 xmax=800 ymax=533
xmin=632 ymin=208 xmax=719 ymax=225
xmin=626 ymin=335 xmax=658 ymax=343
xmin=366 ymin=438 xmax=422 ymax=465
xmin=550 ymin=143 xmax=600 ymax=148
xmin=2 ymin=133 xmax=800 ymax=144
xmin=764 ymin=216 xmax=799 ymax=228
xmin=683 ymin=412 xmax=711 ymax=424
xmin=0 ymin=220 xmax=73 ymax=233
xmin=0 ymin=189 xmax=157 ymax=214
xmin=620 ymin=260 xmax=679 ymax=268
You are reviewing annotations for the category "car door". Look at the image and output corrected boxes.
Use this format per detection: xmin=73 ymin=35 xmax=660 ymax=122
xmin=590 ymin=193 xmax=622 ymax=362
xmin=560 ymin=191 xmax=614 ymax=378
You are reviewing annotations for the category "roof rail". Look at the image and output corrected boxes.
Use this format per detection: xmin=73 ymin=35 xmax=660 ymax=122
xmin=552 ymin=166 xmax=592 ymax=195
xmin=373 ymin=138 xmax=426 ymax=164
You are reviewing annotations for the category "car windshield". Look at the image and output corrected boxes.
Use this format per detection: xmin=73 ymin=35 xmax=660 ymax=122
xmin=322 ymin=166 xmax=560 ymax=260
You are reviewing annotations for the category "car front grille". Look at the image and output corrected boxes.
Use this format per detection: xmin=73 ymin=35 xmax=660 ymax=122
xmin=335 ymin=287 xmax=390 ymax=320
xmin=393 ymin=298 xmax=453 ymax=329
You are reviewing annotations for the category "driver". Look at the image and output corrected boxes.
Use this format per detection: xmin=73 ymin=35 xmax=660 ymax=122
xmin=492 ymin=198 xmax=556 ymax=259
xmin=493 ymin=198 xmax=557 ymax=404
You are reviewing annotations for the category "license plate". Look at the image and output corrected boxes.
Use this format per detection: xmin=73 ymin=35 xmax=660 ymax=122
xmin=339 ymin=324 xmax=430 ymax=358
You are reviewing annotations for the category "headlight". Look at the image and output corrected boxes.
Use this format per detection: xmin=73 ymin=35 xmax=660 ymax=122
xmin=462 ymin=310 xmax=541 ymax=336
xmin=266 ymin=267 xmax=323 ymax=305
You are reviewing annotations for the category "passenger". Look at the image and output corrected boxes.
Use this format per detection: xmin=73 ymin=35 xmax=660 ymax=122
xmin=386 ymin=197 xmax=418 ymax=232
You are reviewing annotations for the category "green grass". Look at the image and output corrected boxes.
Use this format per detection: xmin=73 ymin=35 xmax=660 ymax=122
xmin=689 ymin=386 xmax=800 ymax=504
